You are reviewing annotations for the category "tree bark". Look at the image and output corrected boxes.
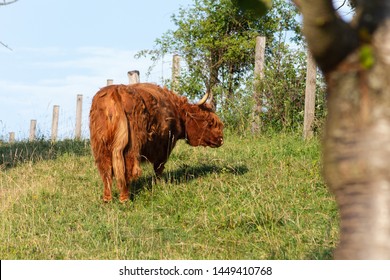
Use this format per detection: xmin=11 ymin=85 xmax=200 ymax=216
xmin=324 ymin=37 xmax=390 ymax=259
xmin=298 ymin=0 xmax=390 ymax=259
xmin=207 ymin=49 xmax=221 ymax=108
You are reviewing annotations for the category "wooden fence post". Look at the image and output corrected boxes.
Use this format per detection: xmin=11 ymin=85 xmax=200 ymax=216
xmin=51 ymin=105 xmax=59 ymax=142
xmin=303 ymin=51 xmax=317 ymax=140
xmin=107 ymin=79 xmax=113 ymax=86
xmin=172 ymin=54 xmax=180 ymax=92
xmin=128 ymin=70 xmax=140 ymax=84
xmin=75 ymin=94 xmax=83 ymax=140
xmin=9 ymin=132 xmax=15 ymax=143
xmin=251 ymin=36 xmax=266 ymax=134
xmin=29 ymin=120 xmax=37 ymax=141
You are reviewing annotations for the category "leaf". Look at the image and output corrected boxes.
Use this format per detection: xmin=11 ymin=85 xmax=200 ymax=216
xmin=359 ymin=44 xmax=375 ymax=69
xmin=235 ymin=0 xmax=272 ymax=17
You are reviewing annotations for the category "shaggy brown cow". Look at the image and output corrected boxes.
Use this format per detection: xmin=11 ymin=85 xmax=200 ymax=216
xmin=89 ymin=83 xmax=224 ymax=202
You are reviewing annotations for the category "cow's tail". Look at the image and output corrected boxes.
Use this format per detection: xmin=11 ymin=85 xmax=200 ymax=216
xmin=90 ymin=85 xmax=129 ymax=202
xmin=111 ymin=90 xmax=129 ymax=201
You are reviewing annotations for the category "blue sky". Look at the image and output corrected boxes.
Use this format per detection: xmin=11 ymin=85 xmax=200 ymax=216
xmin=0 ymin=0 xmax=192 ymax=140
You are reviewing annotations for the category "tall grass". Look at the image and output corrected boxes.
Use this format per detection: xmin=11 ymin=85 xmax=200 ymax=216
xmin=0 ymin=139 xmax=90 ymax=169
xmin=0 ymin=133 xmax=338 ymax=259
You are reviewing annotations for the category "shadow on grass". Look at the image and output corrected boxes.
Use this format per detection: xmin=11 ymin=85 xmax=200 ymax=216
xmin=129 ymin=163 xmax=249 ymax=200
xmin=0 ymin=139 xmax=91 ymax=170
xmin=1 ymin=139 xmax=249 ymax=203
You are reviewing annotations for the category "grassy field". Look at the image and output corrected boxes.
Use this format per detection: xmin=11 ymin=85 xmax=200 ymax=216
xmin=0 ymin=132 xmax=338 ymax=259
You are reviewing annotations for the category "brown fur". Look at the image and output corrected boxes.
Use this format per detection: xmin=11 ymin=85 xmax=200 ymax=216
xmin=89 ymin=83 xmax=224 ymax=202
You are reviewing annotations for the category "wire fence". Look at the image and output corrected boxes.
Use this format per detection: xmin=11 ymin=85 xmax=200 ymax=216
xmin=1 ymin=39 xmax=317 ymax=143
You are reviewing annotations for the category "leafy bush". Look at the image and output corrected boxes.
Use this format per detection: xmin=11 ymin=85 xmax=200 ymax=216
xmin=251 ymin=43 xmax=327 ymax=133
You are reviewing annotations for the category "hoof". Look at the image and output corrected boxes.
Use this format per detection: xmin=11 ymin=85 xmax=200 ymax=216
xmin=103 ymin=196 xmax=112 ymax=203
xmin=119 ymin=191 xmax=129 ymax=203
xmin=119 ymin=197 xmax=129 ymax=203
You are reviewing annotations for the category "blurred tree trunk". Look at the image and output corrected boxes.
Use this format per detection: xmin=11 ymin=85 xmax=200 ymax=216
xmin=297 ymin=0 xmax=390 ymax=259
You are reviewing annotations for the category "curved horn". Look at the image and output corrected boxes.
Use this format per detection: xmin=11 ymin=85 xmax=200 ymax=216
xmin=196 ymin=91 xmax=210 ymax=105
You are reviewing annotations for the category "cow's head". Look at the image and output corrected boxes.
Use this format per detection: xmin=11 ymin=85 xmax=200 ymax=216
xmin=183 ymin=92 xmax=224 ymax=148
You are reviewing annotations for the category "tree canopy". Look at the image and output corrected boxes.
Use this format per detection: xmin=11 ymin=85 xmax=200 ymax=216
xmin=136 ymin=0 xmax=301 ymax=106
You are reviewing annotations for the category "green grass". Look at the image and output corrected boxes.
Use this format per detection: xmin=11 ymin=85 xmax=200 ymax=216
xmin=0 ymin=133 xmax=338 ymax=259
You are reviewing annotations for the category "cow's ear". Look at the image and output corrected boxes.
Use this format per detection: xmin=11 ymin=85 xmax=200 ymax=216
xmin=209 ymin=102 xmax=216 ymax=112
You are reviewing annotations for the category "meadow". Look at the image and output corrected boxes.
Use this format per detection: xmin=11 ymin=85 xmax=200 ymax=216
xmin=0 ymin=132 xmax=338 ymax=259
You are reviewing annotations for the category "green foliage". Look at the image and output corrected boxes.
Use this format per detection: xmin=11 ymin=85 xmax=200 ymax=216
xmin=359 ymin=44 xmax=375 ymax=69
xmin=235 ymin=0 xmax=272 ymax=16
xmin=135 ymin=0 xmax=326 ymax=134
xmin=218 ymin=44 xmax=326 ymax=134
xmin=259 ymin=43 xmax=307 ymax=131
xmin=218 ymin=82 xmax=256 ymax=134
xmin=0 ymin=134 xmax=338 ymax=259
xmin=136 ymin=0 xmax=301 ymax=102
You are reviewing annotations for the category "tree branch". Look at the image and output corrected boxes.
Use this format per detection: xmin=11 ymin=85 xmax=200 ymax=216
xmin=335 ymin=0 xmax=348 ymax=11
xmin=0 ymin=41 xmax=13 ymax=51
xmin=358 ymin=0 xmax=390 ymax=34
xmin=296 ymin=0 xmax=359 ymax=72
xmin=1 ymin=0 xmax=18 ymax=50
xmin=0 ymin=0 xmax=18 ymax=6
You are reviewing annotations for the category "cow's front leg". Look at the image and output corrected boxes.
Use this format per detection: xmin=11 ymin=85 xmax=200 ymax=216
xmin=125 ymin=152 xmax=142 ymax=179
xmin=123 ymin=153 xmax=142 ymax=202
